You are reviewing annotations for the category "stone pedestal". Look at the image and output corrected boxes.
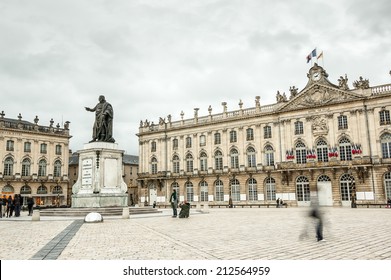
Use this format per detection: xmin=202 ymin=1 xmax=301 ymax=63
xmin=72 ymin=142 xmax=128 ymax=208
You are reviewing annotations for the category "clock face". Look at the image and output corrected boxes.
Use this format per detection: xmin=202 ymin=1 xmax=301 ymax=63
xmin=312 ymin=72 xmax=321 ymax=81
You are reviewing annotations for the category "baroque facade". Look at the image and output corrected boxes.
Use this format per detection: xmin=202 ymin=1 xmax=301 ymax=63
xmin=137 ymin=64 xmax=391 ymax=207
xmin=0 ymin=112 xmax=71 ymax=206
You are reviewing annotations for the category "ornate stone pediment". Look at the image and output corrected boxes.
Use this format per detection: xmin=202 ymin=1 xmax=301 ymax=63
xmin=279 ymin=84 xmax=363 ymax=111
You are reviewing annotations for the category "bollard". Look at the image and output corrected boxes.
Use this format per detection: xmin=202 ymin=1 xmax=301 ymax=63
xmin=122 ymin=207 xmax=130 ymax=219
xmin=32 ymin=210 xmax=40 ymax=221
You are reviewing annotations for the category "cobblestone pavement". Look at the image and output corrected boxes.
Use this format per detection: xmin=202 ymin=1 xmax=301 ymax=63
xmin=1 ymin=207 xmax=391 ymax=260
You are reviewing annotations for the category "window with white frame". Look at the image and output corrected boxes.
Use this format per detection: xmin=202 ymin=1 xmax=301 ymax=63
xmin=151 ymin=157 xmax=158 ymax=174
xmin=265 ymin=177 xmax=276 ymax=201
xmin=214 ymin=133 xmax=221 ymax=145
xmin=199 ymin=135 xmax=206 ymax=146
xmin=215 ymin=180 xmax=224 ymax=201
xmin=53 ymin=160 xmax=62 ymax=177
xmin=24 ymin=141 xmax=31 ymax=152
xmin=338 ymin=115 xmax=348 ymax=130
xmin=172 ymin=155 xmax=180 ymax=173
xmin=151 ymin=141 xmax=156 ymax=152
xmin=6 ymin=140 xmax=14 ymax=151
xmin=38 ymin=159 xmax=47 ymax=176
xmin=185 ymin=181 xmax=194 ymax=202
xmin=248 ymin=178 xmax=258 ymax=201
xmin=230 ymin=179 xmax=240 ymax=201
xmin=294 ymin=121 xmax=304 ymax=135
xmin=173 ymin=139 xmax=178 ymax=150
xmin=230 ymin=130 xmax=237 ymax=143
xmin=4 ymin=157 xmax=14 ymax=176
xmin=55 ymin=144 xmax=62 ymax=155
xmin=339 ymin=137 xmax=352 ymax=161
xmin=380 ymin=109 xmax=391 ymax=125
xmin=230 ymin=148 xmax=239 ymax=169
xmin=200 ymin=152 xmax=208 ymax=171
xmin=21 ymin=158 xmax=31 ymax=176
xmin=40 ymin=143 xmax=47 ymax=154
xmin=381 ymin=133 xmax=391 ymax=159
xmin=340 ymin=174 xmax=355 ymax=201
xmin=246 ymin=128 xmax=254 ymax=141
xmin=296 ymin=176 xmax=310 ymax=201
xmin=200 ymin=181 xmax=208 ymax=202
xmin=295 ymin=142 xmax=307 ymax=164
xmin=215 ymin=150 xmax=223 ymax=170
xmin=265 ymin=145 xmax=274 ymax=166
xmin=264 ymin=125 xmax=272 ymax=138
xmin=247 ymin=147 xmax=256 ymax=167
xmin=316 ymin=139 xmax=329 ymax=162
xmin=186 ymin=153 xmax=193 ymax=172
xmin=384 ymin=172 xmax=391 ymax=200
xmin=186 ymin=136 xmax=192 ymax=148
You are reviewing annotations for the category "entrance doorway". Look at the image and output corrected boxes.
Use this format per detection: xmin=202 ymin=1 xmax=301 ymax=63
xmin=317 ymin=175 xmax=333 ymax=206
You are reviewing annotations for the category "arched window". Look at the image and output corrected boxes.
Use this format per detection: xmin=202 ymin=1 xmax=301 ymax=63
xmin=265 ymin=177 xmax=276 ymax=201
xmin=200 ymin=181 xmax=208 ymax=202
xmin=316 ymin=139 xmax=329 ymax=162
xmin=339 ymin=137 xmax=352 ymax=161
xmin=215 ymin=150 xmax=223 ymax=170
xmin=248 ymin=178 xmax=258 ymax=201
xmin=20 ymin=185 xmax=31 ymax=195
xmin=230 ymin=179 xmax=240 ymax=201
xmin=38 ymin=159 xmax=47 ymax=176
xmin=2 ymin=184 xmax=14 ymax=193
xmin=21 ymin=158 xmax=31 ymax=176
xmin=295 ymin=142 xmax=307 ymax=164
xmin=230 ymin=148 xmax=239 ymax=169
xmin=151 ymin=157 xmax=158 ymax=174
xmin=200 ymin=152 xmax=208 ymax=172
xmin=3 ymin=157 xmax=14 ymax=176
xmin=247 ymin=147 xmax=256 ymax=167
xmin=185 ymin=181 xmax=194 ymax=202
xmin=265 ymin=145 xmax=274 ymax=166
xmin=317 ymin=175 xmax=331 ymax=182
xmin=340 ymin=174 xmax=355 ymax=201
xmin=53 ymin=185 xmax=63 ymax=194
xmin=186 ymin=153 xmax=193 ymax=172
xmin=172 ymin=155 xmax=180 ymax=173
xmin=215 ymin=180 xmax=224 ymax=201
xmin=296 ymin=176 xmax=310 ymax=202
xmin=37 ymin=185 xmax=48 ymax=194
xmin=384 ymin=172 xmax=391 ymax=200
xmin=381 ymin=133 xmax=391 ymax=158
xmin=53 ymin=160 xmax=62 ymax=177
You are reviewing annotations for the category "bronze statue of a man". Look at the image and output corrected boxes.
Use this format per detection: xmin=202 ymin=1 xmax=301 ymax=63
xmin=85 ymin=95 xmax=115 ymax=143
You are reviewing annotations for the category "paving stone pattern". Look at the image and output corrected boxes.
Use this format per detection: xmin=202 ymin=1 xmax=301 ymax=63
xmin=1 ymin=207 xmax=390 ymax=260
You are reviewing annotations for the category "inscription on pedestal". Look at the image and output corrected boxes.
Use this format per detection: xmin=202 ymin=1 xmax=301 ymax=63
xmin=81 ymin=159 xmax=93 ymax=188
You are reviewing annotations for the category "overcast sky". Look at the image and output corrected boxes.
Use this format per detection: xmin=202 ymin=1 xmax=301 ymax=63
xmin=1 ymin=0 xmax=390 ymax=155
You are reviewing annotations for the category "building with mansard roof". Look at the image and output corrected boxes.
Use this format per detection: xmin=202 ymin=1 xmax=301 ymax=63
xmin=0 ymin=113 xmax=71 ymax=207
xmin=137 ymin=64 xmax=391 ymax=207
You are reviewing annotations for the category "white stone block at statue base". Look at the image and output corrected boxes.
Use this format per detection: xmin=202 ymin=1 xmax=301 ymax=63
xmin=84 ymin=212 xmax=103 ymax=223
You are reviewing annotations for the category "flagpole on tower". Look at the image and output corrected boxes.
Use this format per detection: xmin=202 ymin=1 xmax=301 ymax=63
xmin=317 ymin=50 xmax=324 ymax=67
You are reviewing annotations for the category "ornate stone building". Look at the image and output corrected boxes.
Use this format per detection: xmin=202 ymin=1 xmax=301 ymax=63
xmin=137 ymin=64 xmax=391 ymax=207
xmin=0 ymin=112 xmax=71 ymax=206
